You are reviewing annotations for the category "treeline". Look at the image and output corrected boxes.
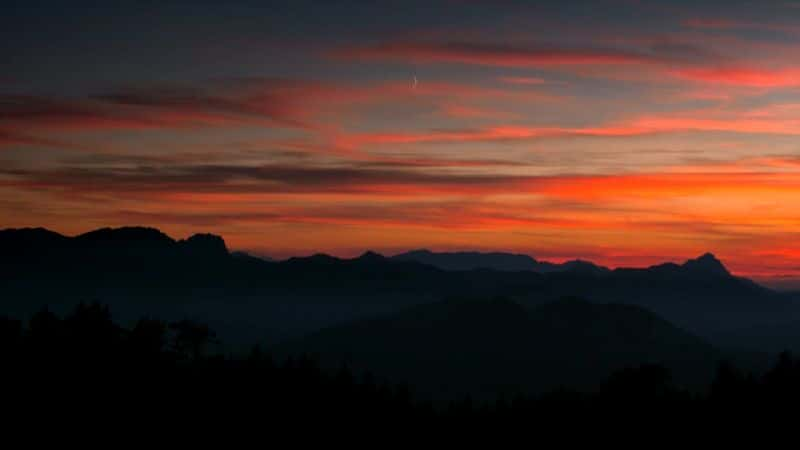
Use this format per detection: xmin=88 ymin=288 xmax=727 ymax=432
xmin=2 ymin=302 xmax=800 ymax=425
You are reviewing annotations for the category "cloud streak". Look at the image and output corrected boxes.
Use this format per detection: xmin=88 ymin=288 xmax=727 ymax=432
xmin=6 ymin=156 xmax=800 ymax=198
xmin=333 ymin=41 xmax=661 ymax=67
xmin=674 ymin=67 xmax=800 ymax=87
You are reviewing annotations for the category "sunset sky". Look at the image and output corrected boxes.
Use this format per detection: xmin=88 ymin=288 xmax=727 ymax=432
xmin=4 ymin=0 xmax=800 ymax=285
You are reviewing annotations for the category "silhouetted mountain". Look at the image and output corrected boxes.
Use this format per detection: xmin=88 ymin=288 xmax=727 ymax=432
xmin=0 ymin=227 xmax=69 ymax=248
xmin=75 ymin=226 xmax=174 ymax=246
xmin=682 ymin=252 xmax=730 ymax=277
xmin=391 ymin=249 xmax=609 ymax=274
xmin=0 ymin=226 xmax=233 ymax=283
xmin=2 ymin=226 xmax=798 ymax=354
xmin=643 ymin=253 xmax=730 ymax=279
xmin=178 ymin=233 xmax=229 ymax=260
xmin=231 ymin=251 xmax=272 ymax=263
xmin=277 ymin=297 xmax=721 ymax=401
xmin=277 ymin=251 xmax=443 ymax=287
xmin=392 ymin=249 xmax=539 ymax=271
xmin=1 ymin=227 xmax=70 ymax=256
xmin=72 ymin=227 xmax=177 ymax=267
xmin=357 ymin=250 xmax=388 ymax=263
xmin=551 ymin=259 xmax=610 ymax=275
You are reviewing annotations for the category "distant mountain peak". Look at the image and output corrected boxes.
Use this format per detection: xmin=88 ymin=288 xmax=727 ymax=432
xmin=293 ymin=253 xmax=340 ymax=264
xmin=76 ymin=226 xmax=174 ymax=244
xmin=179 ymin=233 xmax=229 ymax=258
xmin=390 ymin=249 xmax=614 ymax=274
xmin=558 ymin=259 xmax=610 ymax=274
xmin=357 ymin=251 xmax=386 ymax=261
xmin=682 ymin=252 xmax=730 ymax=276
xmin=0 ymin=227 xmax=66 ymax=239
xmin=404 ymin=249 xmax=433 ymax=255
xmin=392 ymin=249 xmax=538 ymax=271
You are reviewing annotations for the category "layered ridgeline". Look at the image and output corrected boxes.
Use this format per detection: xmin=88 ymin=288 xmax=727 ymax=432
xmin=1 ymin=226 xmax=798 ymax=352
xmin=392 ymin=249 xmax=609 ymax=274
xmin=276 ymin=297 xmax=721 ymax=401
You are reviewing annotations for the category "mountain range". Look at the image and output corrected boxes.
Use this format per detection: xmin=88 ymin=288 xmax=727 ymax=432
xmin=0 ymin=226 xmax=743 ymax=280
xmin=1 ymin=226 xmax=799 ymax=355
xmin=391 ymin=249 xmax=609 ymax=274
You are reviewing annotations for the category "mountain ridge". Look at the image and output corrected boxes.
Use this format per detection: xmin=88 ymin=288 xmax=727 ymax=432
xmin=2 ymin=225 xmax=792 ymax=350
xmin=391 ymin=248 xmax=611 ymax=274
xmin=0 ymin=226 xmax=739 ymax=279
xmin=276 ymin=296 xmax=723 ymax=400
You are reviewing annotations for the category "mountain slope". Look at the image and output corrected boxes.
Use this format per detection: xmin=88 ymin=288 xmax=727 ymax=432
xmin=391 ymin=249 xmax=540 ymax=271
xmin=277 ymin=297 xmax=721 ymax=401
xmin=1 ymin=226 xmax=234 ymax=282
xmin=391 ymin=249 xmax=609 ymax=274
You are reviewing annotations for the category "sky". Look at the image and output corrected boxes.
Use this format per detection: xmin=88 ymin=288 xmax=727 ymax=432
xmin=4 ymin=0 xmax=800 ymax=286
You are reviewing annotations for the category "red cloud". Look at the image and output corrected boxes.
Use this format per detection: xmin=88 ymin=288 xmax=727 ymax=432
xmin=0 ymin=129 xmax=89 ymax=150
xmin=0 ymin=95 xmax=274 ymax=132
xmin=334 ymin=110 xmax=800 ymax=149
xmin=674 ymin=67 xmax=800 ymax=87
xmin=0 ymin=130 xmax=50 ymax=148
xmin=0 ymin=78 xmax=554 ymax=142
xmin=498 ymin=76 xmax=548 ymax=85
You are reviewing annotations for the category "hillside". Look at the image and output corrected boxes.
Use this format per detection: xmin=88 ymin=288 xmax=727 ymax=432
xmin=277 ymin=297 xmax=722 ymax=401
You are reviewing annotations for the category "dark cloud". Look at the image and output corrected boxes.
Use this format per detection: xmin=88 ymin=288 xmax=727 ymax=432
xmin=0 ymin=78 xmax=330 ymax=132
xmin=113 ymin=210 xmax=283 ymax=227
xmin=357 ymin=158 xmax=528 ymax=169
xmin=0 ymin=95 xmax=167 ymax=130
xmin=334 ymin=41 xmax=661 ymax=67
xmin=0 ymin=128 xmax=80 ymax=150
xmin=109 ymin=198 xmax=570 ymax=231
xmin=92 ymin=80 xmax=311 ymax=128
xmin=0 ymin=162 xmax=529 ymax=195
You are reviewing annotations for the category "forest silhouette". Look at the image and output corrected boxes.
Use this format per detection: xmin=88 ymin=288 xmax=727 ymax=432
xmin=4 ymin=301 xmax=800 ymax=426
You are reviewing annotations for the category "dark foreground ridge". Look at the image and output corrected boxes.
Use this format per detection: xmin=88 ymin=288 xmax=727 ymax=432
xmin=277 ymin=297 xmax=721 ymax=400
xmin=3 ymin=301 xmax=800 ymax=427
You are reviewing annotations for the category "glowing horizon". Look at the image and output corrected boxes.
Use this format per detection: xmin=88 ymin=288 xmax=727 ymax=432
xmin=4 ymin=1 xmax=800 ymax=286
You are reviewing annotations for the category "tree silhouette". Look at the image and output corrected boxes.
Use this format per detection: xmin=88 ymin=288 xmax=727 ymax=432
xmin=65 ymin=302 xmax=121 ymax=359
xmin=602 ymin=364 xmax=674 ymax=400
xmin=169 ymin=319 xmax=217 ymax=360
xmin=129 ymin=317 xmax=168 ymax=361
xmin=0 ymin=316 xmax=22 ymax=359
xmin=27 ymin=307 xmax=64 ymax=361
xmin=6 ymin=301 xmax=800 ymax=425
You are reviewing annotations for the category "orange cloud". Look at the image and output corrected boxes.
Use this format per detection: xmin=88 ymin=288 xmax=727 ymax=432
xmin=626 ymin=115 xmax=800 ymax=134
xmin=334 ymin=110 xmax=800 ymax=150
xmin=673 ymin=67 xmax=800 ymax=87
xmin=6 ymin=156 xmax=800 ymax=279
xmin=528 ymin=171 xmax=800 ymax=200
